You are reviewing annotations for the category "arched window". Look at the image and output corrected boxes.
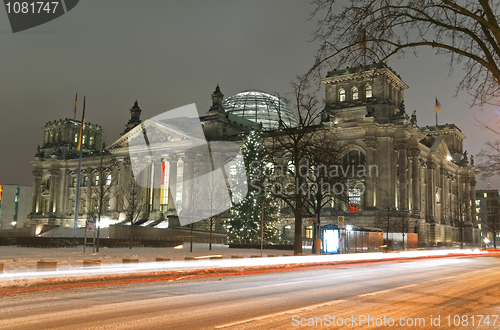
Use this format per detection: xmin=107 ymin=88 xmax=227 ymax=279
xmin=352 ymin=86 xmax=359 ymax=100
xmin=89 ymin=136 xmax=94 ymax=146
xmin=342 ymin=150 xmax=366 ymax=213
xmin=339 ymin=88 xmax=346 ymax=102
xmin=343 ymin=150 xmax=366 ymax=166
xmin=365 ymin=84 xmax=373 ymax=98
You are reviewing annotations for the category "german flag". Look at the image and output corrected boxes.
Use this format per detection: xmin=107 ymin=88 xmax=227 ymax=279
xmin=77 ymin=96 xmax=85 ymax=150
xmin=73 ymin=93 xmax=77 ymax=119
xmin=0 ymin=181 xmax=2 ymax=201
xmin=435 ymin=97 xmax=441 ymax=114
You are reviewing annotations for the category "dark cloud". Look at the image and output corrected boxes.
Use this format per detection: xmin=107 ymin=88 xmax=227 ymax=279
xmin=0 ymin=1 xmax=497 ymax=189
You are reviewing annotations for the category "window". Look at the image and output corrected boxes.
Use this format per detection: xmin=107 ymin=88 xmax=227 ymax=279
xmin=484 ymin=193 xmax=487 ymax=198
xmin=352 ymin=86 xmax=359 ymax=100
xmin=106 ymin=174 xmax=111 ymax=185
xmin=83 ymin=176 xmax=88 ymax=187
xmin=94 ymin=175 xmax=99 ymax=186
xmin=89 ymin=136 xmax=94 ymax=146
xmin=339 ymin=88 xmax=346 ymax=102
xmin=366 ymin=84 xmax=373 ymax=98
xmin=348 ymin=187 xmax=361 ymax=213
xmin=305 ymin=226 xmax=313 ymax=239
xmin=107 ymin=200 xmax=111 ymax=210
xmin=82 ymin=135 xmax=86 ymax=145
xmin=74 ymin=133 xmax=78 ymax=143
xmin=72 ymin=177 xmax=77 ymax=187
xmin=343 ymin=150 xmax=366 ymax=166
xmin=476 ymin=200 xmax=480 ymax=206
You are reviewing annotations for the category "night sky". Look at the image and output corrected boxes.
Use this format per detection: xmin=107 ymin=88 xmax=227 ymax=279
xmin=0 ymin=1 xmax=498 ymax=189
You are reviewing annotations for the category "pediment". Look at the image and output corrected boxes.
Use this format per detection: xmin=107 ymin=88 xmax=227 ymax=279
xmin=108 ymin=119 xmax=206 ymax=151
xmin=430 ymin=136 xmax=452 ymax=159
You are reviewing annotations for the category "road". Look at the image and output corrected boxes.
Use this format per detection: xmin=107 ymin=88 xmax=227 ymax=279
xmin=1 ymin=256 xmax=499 ymax=329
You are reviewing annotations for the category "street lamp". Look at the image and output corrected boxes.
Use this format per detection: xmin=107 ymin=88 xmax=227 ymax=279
xmin=484 ymin=238 xmax=490 ymax=249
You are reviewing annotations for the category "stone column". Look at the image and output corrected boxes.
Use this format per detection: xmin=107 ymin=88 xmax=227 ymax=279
xmin=181 ymin=153 xmax=195 ymax=213
xmin=31 ymin=170 xmax=43 ymax=213
xmin=364 ymin=139 xmax=376 ymax=209
xmin=470 ymin=177 xmax=477 ymax=225
xmin=57 ymin=169 xmax=68 ymax=214
xmin=376 ymin=137 xmax=394 ymax=209
xmin=167 ymin=156 xmax=178 ymax=210
xmin=140 ymin=161 xmax=151 ymax=214
xmin=86 ymin=169 xmax=93 ymax=214
xmin=396 ymin=143 xmax=408 ymax=210
xmin=120 ymin=160 xmax=132 ymax=211
xmin=48 ymin=169 xmax=59 ymax=214
xmin=441 ymin=168 xmax=447 ymax=224
xmin=426 ymin=161 xmax=437 ymax=222
xmin=410 ymin=150 xmax=421 ymax=215
xmin=464 ymin=177 xmax=471 ymax=223
xmin=152 ymin=161 xmax=162 ymax=213
xmin=110 ymin=163 xmax=119 ymax=212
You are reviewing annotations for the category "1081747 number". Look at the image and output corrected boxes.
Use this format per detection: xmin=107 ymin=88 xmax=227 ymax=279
xmin=446 ymin=315 xmax=498 ymax=327
xmin=5 ymin=2 xmax=59 ymax=14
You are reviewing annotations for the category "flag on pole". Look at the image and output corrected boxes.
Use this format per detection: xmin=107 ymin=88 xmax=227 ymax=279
xmin=357 ymin=28 xmax=367 ymax=56
xmin=0 ymin=181 xmax=3 ymax=201
xmin=435 ymin=97 xmax=441 ymax=114
xmin=77 ymin=96 xmax=86 ymax=150
xmin=73 ymin=93 xmax=77 ymax=119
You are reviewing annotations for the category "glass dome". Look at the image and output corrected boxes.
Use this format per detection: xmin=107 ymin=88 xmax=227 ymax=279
xmin=222 ymin=90 xmax=299 ymax=130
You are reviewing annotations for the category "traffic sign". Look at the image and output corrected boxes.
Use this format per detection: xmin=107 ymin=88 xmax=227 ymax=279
xmin=338 ymin=216 xmax=345 ymax=228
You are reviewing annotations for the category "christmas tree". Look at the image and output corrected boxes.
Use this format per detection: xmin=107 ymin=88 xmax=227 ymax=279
xmin=227 ymin=128 xmax=279 ymax=243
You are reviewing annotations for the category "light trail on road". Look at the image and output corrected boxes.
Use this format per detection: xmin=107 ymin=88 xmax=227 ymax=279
xmin=0 ymin=249 xmax=488 ymax=283
xmin=0 ymin=255 xmax=499 ymax=329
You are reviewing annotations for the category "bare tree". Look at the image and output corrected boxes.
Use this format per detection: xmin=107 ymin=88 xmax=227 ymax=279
xmin=483 ymin=213 xmax=500 ymax=248
xmin=311 ymin=0 xmax=500 ymax=107
xmin=394 ymin=209 xmax=411 ymax=250
xmin=477 ymin=140 xmax=500 ymax=176
xmin=123 ymin=179 xmax=145 ymax=249
xmin=448 ymin=192 xmax=470 ymax=249
xmin=89 ymin=147 xmax=117 ymax=252
xmin=265 ymin=73 xmax=326 ymax=255
xmin=303 ymin=129 xmax=347 ymax=253
xmin=200 ymin=172 xmax=229 ymax=251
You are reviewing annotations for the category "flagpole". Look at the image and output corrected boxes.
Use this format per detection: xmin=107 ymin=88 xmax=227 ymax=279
xmin=73 ymin=146 xmax=83 ymax=237
xmin=436 ymin=111 xmax=438 ymax=126
xmin=73 ymin=93 xmax=78 ymax=120
xmin=73 ymin=96 xmax=85 ymax=237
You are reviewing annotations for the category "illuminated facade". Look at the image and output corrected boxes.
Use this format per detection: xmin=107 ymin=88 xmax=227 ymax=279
xmin=318 ymin=63 xmax=478 ymax=246
xmin=26 ymin=65 xmax=479 ymax=246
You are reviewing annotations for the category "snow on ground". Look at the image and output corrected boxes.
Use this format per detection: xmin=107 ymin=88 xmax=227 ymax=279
xmin=0 ymin=243 xmax=297 ymax=272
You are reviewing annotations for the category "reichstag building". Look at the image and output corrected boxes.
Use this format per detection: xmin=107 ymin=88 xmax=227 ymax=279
xmin=27 ymin=63 xmax=479 ymax=246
